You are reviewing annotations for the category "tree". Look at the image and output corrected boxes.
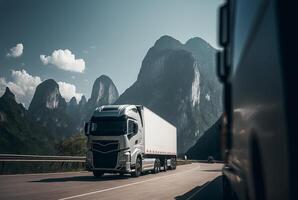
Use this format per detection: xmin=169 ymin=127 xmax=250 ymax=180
xmin=56 ymin=134 xmax=87 ymax=156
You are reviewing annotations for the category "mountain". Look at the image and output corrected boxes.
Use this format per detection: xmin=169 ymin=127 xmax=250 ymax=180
xmin=69 ymin=96 xmax=78 ymax=107
xmin=82 ymin=75 xmax=119 ymax=121
xmin=28 ymin=75 xmax=119 ymax=138
xmin=186 ymin=117 xmax=222 ymax=160
xmin=29 ymin=79 xmax=77 ymax=138
xmin=29 ymin=79 xmax=66 ymax=111
xmin=79 ymin=95 xmax=87 ymax=109
xmin=116 ymin=35 xmax=222 ymax=154
xmin=66 ymin=97 xmax=78 ymax=116
xmin=65 ymin=97 xmax=82 ymax=128
xmin=0 ymin=87 xmax=55 ymax=154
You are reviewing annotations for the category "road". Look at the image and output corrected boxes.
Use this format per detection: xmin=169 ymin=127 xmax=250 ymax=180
xmin=0 ymin=163 xmax=223 ymax=200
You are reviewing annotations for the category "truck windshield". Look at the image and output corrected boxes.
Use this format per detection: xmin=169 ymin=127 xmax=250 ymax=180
xmin=90 ymin=118 xmax=126 ymax=136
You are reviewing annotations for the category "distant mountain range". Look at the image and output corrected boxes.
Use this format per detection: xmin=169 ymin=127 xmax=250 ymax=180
xmin=0 ymin=35 xmax=222 ymax=155
xmin=29 ymin=75 xmax=119 ymax=138
xmin=0 ymin=87 xmax=55 ymax=154
xmin=0 ymin=76 xmax=119 ymax=154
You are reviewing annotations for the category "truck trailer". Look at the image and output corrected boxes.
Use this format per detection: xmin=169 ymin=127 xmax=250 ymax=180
xmin=84 ymin=105 xmax=177 ymax=177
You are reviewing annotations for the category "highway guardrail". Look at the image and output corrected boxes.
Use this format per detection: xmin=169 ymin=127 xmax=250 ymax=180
xmin=0 ymin=154 xmax=222 ymax=174
xmin=0 ymin=154 xmax=85 ymax=162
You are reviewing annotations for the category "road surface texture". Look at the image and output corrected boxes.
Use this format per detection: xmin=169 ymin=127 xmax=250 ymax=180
xmin=0 ymin=163 xmax=223 ymax=200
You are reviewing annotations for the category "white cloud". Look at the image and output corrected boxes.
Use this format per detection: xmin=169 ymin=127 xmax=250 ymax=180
xmin=0 ymin=69 xmax=83 ymax=107
xmin=0 ymin=78 xmax=7 ymax=96
xmin=58 ymin=81 xmax=82 ymax=102
xmin=0 ymin=70 xmax=41 ymax=107
xmin=7 ymin=43 xmax=24 ymax=57
xmin=40 ymin=49 xmax=85 ymax=73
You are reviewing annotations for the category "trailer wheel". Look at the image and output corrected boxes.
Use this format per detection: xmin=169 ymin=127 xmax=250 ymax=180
xmin=132 ymin=157 xmax=142 ymax=177
xmin=170 ymin=158 xmax=176 ymax=170
xmin=157 ymin=159 xmax=161 ymax=172
xmin=163 ymin=159 xmax=167 ymax=172
xmin=153 ymin=159 xmax=160 ymax=174
xmin=93 ymin=171 xmax=104 ymax=178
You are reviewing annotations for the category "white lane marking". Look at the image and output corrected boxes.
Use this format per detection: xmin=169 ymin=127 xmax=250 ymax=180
xmin=58 ymin=164 xmax=201 ymax=200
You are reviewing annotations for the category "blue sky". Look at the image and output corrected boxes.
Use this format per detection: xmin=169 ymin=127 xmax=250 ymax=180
xmin=0 ymin=0 xmax=222 ymax=107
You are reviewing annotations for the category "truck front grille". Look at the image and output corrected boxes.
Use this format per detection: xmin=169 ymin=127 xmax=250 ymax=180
xmin=92 ymin=140 xmax=119 ymax=169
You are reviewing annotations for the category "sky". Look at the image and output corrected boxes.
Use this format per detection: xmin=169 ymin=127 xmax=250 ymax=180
xmin=0 ymin=0 xmax=223 ymax=107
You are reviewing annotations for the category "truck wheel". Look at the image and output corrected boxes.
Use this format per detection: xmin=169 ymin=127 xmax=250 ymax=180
xmin=93 ymin=171 xmax=104 ymax=178
xmin=132 ymin=157 xmax=142 ymax=177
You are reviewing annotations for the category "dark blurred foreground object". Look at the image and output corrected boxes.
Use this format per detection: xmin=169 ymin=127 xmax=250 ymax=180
xmin=217 ymin=0 xmax=298 ymax=200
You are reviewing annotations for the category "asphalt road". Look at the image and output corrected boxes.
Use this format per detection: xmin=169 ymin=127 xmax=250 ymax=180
xmin=0 ymin=163 xmax=223 ymax=200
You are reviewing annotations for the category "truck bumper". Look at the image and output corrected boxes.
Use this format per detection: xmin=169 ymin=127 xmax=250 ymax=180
xmin=86 ymin=160 xmax=133 ymax=173
xmin=86 ymin=149 xmax=132 ymax=173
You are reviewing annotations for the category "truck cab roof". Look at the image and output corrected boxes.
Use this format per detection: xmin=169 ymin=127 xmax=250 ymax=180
xmin=93 ymin=104 xmax=142 ymax=118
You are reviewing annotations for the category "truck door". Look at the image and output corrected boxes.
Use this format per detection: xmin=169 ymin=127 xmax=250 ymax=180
xmin=127 ymin=119 xmax=142 ymax=164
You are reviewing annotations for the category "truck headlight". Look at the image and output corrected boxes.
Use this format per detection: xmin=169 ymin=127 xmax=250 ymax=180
xmin=124 ymin=151 xmax=131 ymax=162
xmin=120 ymin=151 xmax=131 ymax=163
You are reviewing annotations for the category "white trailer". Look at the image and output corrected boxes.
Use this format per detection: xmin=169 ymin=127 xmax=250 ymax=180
xmin=143 ymin=107 xmax=177 ymax=156
xmin=84 ymin=105 xmax=177 ymax=178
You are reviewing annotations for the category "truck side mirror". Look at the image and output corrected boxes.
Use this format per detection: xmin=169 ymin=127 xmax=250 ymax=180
xmin=218 ymin=3 xmax=229 ymax=47
xmin=217 ymin=3 xmax=230 ymax=84
xmin=84 ymin=122 xmax=90 ymax=135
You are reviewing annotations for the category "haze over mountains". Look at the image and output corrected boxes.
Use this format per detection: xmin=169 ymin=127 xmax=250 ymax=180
xmin=0 ymin=35 xmax=222 ymax=155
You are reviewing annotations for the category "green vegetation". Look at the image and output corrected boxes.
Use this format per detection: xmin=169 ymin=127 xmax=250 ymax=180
xmin=56 ymin=134 xmax=87 ymax=156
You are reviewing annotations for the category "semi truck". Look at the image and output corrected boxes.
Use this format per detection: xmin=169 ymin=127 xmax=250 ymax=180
xmin=217 ymin=0 xmax=298 ymax=200
xmin=84 ymin=105 xmax=177 ymax=177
